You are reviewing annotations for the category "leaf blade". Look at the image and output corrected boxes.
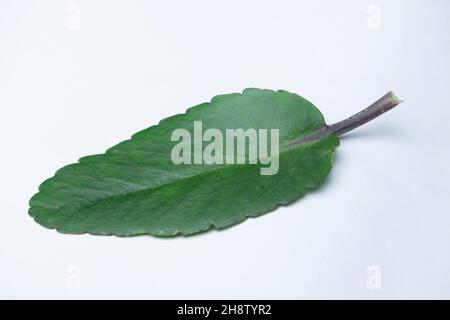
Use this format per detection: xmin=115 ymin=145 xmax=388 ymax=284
xmin=29 ymin=88 xmax=339 ymax=236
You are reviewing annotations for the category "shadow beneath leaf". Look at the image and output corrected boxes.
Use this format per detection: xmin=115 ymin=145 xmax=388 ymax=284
xmin=186 ymin=151 xmax=344 ymax=239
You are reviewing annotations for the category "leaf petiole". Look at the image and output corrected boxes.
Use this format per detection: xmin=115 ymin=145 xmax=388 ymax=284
xmin=293 ymin=91 xmax=402 ymax=144
xmin=327 ymin=91 xmax=402 ymax=137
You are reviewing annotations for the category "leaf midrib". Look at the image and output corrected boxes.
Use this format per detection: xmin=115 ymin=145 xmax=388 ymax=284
xmin=35 ymin=127 xmax=330 ymax=215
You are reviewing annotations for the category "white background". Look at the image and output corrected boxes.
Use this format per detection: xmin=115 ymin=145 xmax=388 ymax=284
xmin=1 ymin=0 xmax=449 ymax=299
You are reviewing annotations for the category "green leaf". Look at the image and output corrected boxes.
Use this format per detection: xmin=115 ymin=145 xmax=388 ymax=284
xmin=29 ymin=88 xmax=341 ymax=236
